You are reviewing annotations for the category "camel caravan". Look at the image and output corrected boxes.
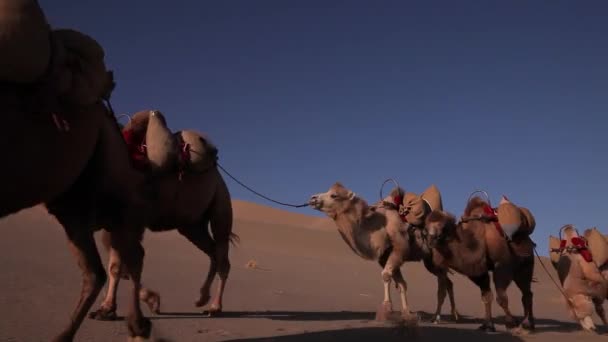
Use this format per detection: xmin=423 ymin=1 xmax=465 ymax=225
xmin=309 ymin=183 xmax=538 ymax=333
xmin=2 ymin=1 xmax=608 ymax=341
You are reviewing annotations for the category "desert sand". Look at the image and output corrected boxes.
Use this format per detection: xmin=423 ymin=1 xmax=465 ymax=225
xmin=0 ymin=201 xmax=604 ymax=342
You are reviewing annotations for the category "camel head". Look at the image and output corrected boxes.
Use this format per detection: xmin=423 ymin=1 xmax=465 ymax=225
xmin=424 ymin=210 xmax=457 ymax=247
xmin=308 ymin=182 xmax=358 ymax=216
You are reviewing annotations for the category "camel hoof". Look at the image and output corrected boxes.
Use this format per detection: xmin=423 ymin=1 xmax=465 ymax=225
xmin=478 ymin=323 xmax=496 ymax=333
xmin=402 ymin=311 xmax=419 ymax=325
xmin=452 ymin=311 xmax=461 ymax=322
xmin=431 ymin=314 xmax=441 ymax=324
xmin=51 ymin=331 xmax=73 ymax=342
xmin=203 ymin=304 xmax=223 ymax=317
xmin=509 ymin=326 xmax=530 ymax=336
xmin=505 ymin=319 xmax=519 ymax=330
xmin=195 ymin=293 xmax=211 ymax=308
xmin=127 ymin=316 xmax=152 ymax=339
xmin=88 ymin=307 xmax=119 ymax=321
xmin=144 ymin=294 xmax=161 ymax=314
xmin=520 ymin=319 xmax=535 ymax=331
xmin=375 ymin=301 xmax=393 ymax=322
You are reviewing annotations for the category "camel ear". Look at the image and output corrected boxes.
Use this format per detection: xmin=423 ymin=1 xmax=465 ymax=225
xmin=347 ymin=191 xmax=356 ymax=200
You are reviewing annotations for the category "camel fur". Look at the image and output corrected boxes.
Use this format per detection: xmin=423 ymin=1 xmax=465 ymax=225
xmin=548 ymin=225 xmax=608 ymax=333
xmin=424 ymin=196 xmax=537 ymax=334
xmin=88 ymin=116 xmax=238 ymax=321
xmin=309 ymin=182 xmax=460 ymax=324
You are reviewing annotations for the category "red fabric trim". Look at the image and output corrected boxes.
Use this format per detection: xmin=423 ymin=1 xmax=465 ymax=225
xmin=122 ymin=129 xmax=147 ymax=170
xmin=481 ymin=204 xmax=504 ymax=236
xmin=580 ymin=249 xmax=593 ymax=263
xmin=390 ymin=195 xmax=408 ymax=222
xmin=558 ymin=237 xmax=594 ymax=262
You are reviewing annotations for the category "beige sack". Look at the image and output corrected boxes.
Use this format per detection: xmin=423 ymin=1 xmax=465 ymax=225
xmin=0 ymin=0 xmax=51 ymax=83
xmin=178 ymin=130 xmax=217 ymax=172
xmin=402 ymin=184 xmax=442 ymax=226
xmin=145 ymin=110 xmax=177 ymax=171
xmin=519 ymin=207 xmax=536 ymax=235
xmin=584 ymin=227 xmax=608 ymax=269
xmin=496 ymin=196 xmax=536 ymax=237
xmin=123 ymin=110 xmax=151 ymax=134
xmin=52 ymin=28 xmax=113 ymax=106
xmin=549 ymin=235 xmax=561 ymax=269
xmin=421 ymin=184 xmax=443 ymax=211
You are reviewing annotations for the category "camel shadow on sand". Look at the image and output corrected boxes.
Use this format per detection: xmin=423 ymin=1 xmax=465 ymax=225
xmin=221 ymin=326 xmax=526 ymax=342
xmin=149 ymin=310 xmax=583 ymax=332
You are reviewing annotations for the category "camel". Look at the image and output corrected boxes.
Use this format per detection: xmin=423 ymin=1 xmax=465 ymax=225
xmin=423 ymin=196 xmax=537 ymax=333
xmin=88 ymin=111 xmax=238 ymax=320
xmin=308 ymin=182 xmax=460 ymax=324
xmin=43 ymin=105 xmax=160 ymax=341
xmin=548 ymin=225 xmax=608 ymax=332
xmin=2 ymin=3 xmax=156 ymax=340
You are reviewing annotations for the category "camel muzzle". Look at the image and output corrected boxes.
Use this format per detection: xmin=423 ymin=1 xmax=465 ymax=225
xmin=308 ymin=196 xmax=322 ymax=209
xmin=427 ymin=234 xmax=439 ymax=248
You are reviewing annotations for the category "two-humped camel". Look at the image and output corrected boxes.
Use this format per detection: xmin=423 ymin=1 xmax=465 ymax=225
xmin=2 ymin=2 xmax=154 ymax=341
xmin=549 ymin=225 xmax=608 ymax=332
xmin=88 ymin=110 xmax=238 ymax=321
xmin=308 ymin=182 xmax=459 ymax=323
xmin=424 ymin=196 xmax=537 ymax=333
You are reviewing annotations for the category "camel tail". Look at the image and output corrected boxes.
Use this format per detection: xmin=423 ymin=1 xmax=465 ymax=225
xmin=229 ymin=232 xmax=241 ymax=247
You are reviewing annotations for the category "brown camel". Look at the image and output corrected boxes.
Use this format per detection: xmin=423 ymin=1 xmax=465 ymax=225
xmin=308 ymin=182 xmax=459 ymax=324
xmin=87 ymin=112 xmax=238 ymax=320
xmin=2 ymin=4 xmax=153 ymax=341
xmin=424 ymin=196 xmax=537 ymax=333
xmin=548 ymin=225 xmax=608 ymax=332
xmin=43 ymin=105 xmax=159 ymax=341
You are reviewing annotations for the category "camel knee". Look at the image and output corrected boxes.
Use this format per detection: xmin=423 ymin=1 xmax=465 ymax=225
xmin=481 ymin=291 xmax=494 ymax=304
xmin=496 ymin=293 xmax=509 ymax=307
xmin=87 ymin=267 xmax=107 ymax=293
xmin=382 ymin=266 xmax=394 ymax=282
xmin=218 ymin=260 xmax=230 ymax=280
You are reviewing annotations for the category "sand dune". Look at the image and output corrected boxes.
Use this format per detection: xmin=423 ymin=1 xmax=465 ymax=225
xmin=0 ymin=202 xmax=604 ymax=341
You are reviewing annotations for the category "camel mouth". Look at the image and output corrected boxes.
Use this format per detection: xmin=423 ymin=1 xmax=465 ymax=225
xmin=427 ymin=236 xmax=438 ymax=248
xmin=308 ymin=197 xmax=322 ymax=209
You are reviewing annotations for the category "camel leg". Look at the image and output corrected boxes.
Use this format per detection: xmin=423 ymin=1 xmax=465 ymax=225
xmin=593 ymin=298 xmax=608 ymax=327
xmin=376 ymin=250 xmax=394 ymax=321
xmin=513 ymin=258 xmax=535 ymax=331
xmin=469 ymin=273 xmax=496 ymax=332
xmin=393 ymin=268 xmax=418 ymax=322
xmin=109 ymin=227 xmax=151 ymax=339
xmin=431 ymin=273 xmax=459 ymax=324
xmin=445 ymin=274 xmax=460 ymax=322
xmin=492 ymin=267 xmax=518 ymax=330
xmin=51 ymin=225 xmax=107 ymax=342
xmin=177 ymin=225 xmax=218 ymax=313
xmin=89 ymin=247 xmax=121 ymax=320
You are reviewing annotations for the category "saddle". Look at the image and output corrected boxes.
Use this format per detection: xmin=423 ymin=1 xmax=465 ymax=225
xmin=551 ymin=225 xmax=608 ymax=267
xmin=121 ymin=110 xmax=208 ymax=179
xmin=462 ymin=191 xmax=536 ymax=257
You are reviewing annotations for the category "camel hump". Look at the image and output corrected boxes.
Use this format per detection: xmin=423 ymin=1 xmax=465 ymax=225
xmin=0 ymin=0 xmax=51 ymax=83
xmin=584 ymin=227 xmax=608 ymax=268
xmin=145 ymin=110 xmax=178 ymax=171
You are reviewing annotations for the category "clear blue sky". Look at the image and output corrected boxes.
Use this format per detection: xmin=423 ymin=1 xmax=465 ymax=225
xmin=42 ymin=1 xmax=607 ymax=254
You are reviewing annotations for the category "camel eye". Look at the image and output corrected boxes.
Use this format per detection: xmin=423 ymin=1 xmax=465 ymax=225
xmin=330 ymin=193 xmax=338 ymax=199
